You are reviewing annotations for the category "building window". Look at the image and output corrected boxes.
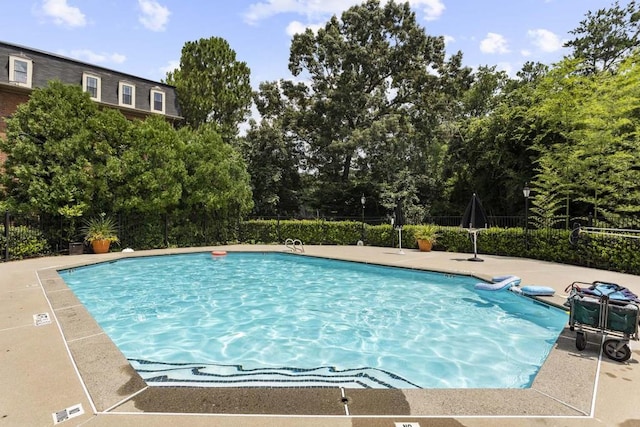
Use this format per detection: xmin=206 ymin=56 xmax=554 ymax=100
xmin=150 ymin=88 xmax=165 ymax=114
xmin=9 ymin=55 xmax=33 ymax=88
xmin=82 ymin=73 xmax=101 ymax=101
xmin=119 ymin=82 xmax=135 ymax=107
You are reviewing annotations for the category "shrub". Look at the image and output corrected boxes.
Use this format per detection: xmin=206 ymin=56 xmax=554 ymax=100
xmin=0 ymin=225 xmax=50 ymax=260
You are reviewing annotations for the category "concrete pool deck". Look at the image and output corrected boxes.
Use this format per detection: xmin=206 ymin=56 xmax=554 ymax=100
xmin=1 ymin=244 xmax=639 ymax=426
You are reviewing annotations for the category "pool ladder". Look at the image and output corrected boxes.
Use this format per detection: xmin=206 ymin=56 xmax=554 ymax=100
xmin=285 ymin=238 xmax=304 ymax=253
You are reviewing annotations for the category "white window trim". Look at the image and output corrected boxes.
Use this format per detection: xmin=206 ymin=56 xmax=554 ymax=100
xmin=9 ymin=55 xmax=33 ymax=88
xmin=150 ymin=88 xmax=166 ymax=114
xmin=118 ymin=81 xmax=136 ymax=108
xmin=82 ymin=72 xmax=102 ymax=101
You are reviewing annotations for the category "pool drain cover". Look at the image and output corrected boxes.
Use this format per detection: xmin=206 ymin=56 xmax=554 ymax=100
xmin=52 ymin=404 xmax=83 ymax=424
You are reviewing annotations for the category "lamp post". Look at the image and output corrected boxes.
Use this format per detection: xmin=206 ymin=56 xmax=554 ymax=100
xmin=523 ymin=184 xmax=530 ymax=250
xmin=360 ymin=194 xmax=366 ymax=244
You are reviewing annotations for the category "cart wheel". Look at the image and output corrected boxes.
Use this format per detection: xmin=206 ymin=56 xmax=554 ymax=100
xmin=603 ymin=339 xmax=631 ymax=362
xmin=576 ymin=331 xmax=587 ymax=350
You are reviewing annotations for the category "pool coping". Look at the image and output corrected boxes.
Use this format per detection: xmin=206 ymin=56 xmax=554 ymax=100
xmin=41 ymin=246 xmax=602 ymax=418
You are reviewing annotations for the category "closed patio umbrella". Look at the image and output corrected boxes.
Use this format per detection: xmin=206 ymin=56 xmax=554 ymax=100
xmin=461 ymin=193 xmax=488 ymax=262
xmin=394 ymin=199 xmax=405 ymax=254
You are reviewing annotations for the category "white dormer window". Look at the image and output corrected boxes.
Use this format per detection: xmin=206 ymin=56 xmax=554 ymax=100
xmin=150 ymin=88 xmax=165 ymax=114
xmin=119 ymin=82 xmax=135 ymax=107
xmin=9 ymin=55 xmax=33 ymax=88
xmin=82 ymin=73 xmax=101 ymax=101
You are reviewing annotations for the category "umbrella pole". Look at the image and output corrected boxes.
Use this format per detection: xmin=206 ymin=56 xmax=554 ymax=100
xmin=468 ymin=230 xmax=483 ymax=262
xmin=398 ymin=228 xmax=404 ymax=254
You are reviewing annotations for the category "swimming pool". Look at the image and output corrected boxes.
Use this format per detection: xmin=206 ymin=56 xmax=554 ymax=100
xmin=60 ymin=252 xmax=568 ymax=389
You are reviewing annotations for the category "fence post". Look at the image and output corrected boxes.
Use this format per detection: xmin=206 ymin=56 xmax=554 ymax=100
xmin=4 ymin=211 xmax=9 ymax=261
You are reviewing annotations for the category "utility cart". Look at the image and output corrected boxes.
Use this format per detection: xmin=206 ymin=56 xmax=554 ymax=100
xmin=566 ymin=281 xmax=639 ymax=362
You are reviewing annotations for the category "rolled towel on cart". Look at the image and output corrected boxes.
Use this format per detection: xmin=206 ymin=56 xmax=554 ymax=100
xmin=580 ymin=282 xmax=640 ymax=303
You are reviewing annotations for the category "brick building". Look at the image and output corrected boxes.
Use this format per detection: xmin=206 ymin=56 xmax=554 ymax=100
xmin=0 ymin=40 xmax=182 ymax=146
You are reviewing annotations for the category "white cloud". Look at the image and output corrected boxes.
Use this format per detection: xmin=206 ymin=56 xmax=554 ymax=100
xmin=160 ymin=59 xmax=180 ymax=77
xmin=479 ymin=32 xmax=510 ymax=54
xmin=521 ymin=49 xmax=532 ymax=57
xmin=244 ymin=0 xmax=346 ymax=24
xmin=527 ymin=29 xmax=563 ymax=53
xmin=411 ymin=0 xmax=445 ymax=21
xmin=41 ymin=0 xmax=86 ymax=27
xmin=443 ymin=35 xmax=455 ymax=45
xmin=244 ymin=0 xmax=444 ymax=24
xmin=138 ymin=0 xmax=170 ymax=32
xmin=286 ymin=20 xmax=324 ymax=36
xmin=60 ymin=49 xmax=126 ymax=65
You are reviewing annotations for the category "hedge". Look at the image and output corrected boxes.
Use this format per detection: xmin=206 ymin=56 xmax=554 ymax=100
xmin=4 ymin=218 xmax=638 ymax=276
xmin=239 ymin=220 xmax=640 ymax=275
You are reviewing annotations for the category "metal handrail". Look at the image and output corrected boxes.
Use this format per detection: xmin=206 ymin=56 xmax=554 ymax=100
xmin=285 ymin=238 xmax=304 ymax=253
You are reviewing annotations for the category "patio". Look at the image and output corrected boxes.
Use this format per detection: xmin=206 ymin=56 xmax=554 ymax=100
xmin=1 ymin=245 xmax=639 ymax=426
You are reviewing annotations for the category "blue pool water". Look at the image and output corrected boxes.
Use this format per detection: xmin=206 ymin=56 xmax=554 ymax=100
xmin=60 ymin=252 xmax=568 ymax=389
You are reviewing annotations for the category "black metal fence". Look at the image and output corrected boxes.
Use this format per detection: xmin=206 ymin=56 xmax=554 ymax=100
xmin=246 ymin=215 xmax=526 ymax=228
xmin=3 ymin=210 xmax=640 ymax=271
xmin=1 ymin=211 xmax=241 ymax=261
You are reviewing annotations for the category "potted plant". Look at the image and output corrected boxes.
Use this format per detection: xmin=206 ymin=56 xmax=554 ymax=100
xmin=59 ymin=204 xmax=87 ymax=255
xmin=414 ymin=224 xmax=438 ymax=252
xmin=81 ymin=214 xmax=119 ymax=254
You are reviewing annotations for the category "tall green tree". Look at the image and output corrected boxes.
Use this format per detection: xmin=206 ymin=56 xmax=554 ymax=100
xmin=1 ymin=80 xmax=102 ymax=217
xmin=242 ymin=119 xmax=302 ymax=217
xmin=530 ymin=54 xmax=640 ymax=225
xmin=166 ymin=37 xmax=252 ymax=138
xmin=440 ymin=62 xmax=546 ymax=215
xmin=180 ymin=124 xmax=253 ymax=218
xmin=1 ymin=80 xmax=253 ymax=228
xmin=243 ymin=80 xmax=305 ymax=216
xmin=110 ymin=115 xmax=187 ymax=214
xmin=273 ymin=0 xmax=470 ymax=218
xmin=565 ymin=0 xmax=640 ymax=74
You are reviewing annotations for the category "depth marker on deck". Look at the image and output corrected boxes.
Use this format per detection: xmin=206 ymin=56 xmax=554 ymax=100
xmin=33 ymin=312 xmax=51 ymax=326
xmin=52 ymin=403 xmax=84 ymax=424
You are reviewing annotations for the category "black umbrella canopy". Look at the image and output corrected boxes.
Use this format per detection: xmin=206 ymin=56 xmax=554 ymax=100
xmin=394 ymin=199 xmax=405 ymax=228
xmin=461 ymin=193 xmax=488 ymax=230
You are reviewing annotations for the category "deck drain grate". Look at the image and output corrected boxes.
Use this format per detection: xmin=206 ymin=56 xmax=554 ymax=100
xmin=33 ymin=313 xmax=51 ymax=327
xmin=52 ymin=403 xmax=83 ymax=424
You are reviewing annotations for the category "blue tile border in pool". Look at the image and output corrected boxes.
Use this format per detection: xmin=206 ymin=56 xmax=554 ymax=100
xmin=130 ymin=359 xmax=422 ymax=389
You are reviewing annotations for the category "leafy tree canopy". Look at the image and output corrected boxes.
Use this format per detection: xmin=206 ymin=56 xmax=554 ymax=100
xmin=248 ymin=0 xmax=471 ymax=220
xmin=1 ymin=80 xmax=102 ymax=217
xmin=1 ymin=81 xmax=253 ymax=225
xmin=530 ymin=53 xmax=640 ymax=224
xmin=565 ymin=0 xmax=640 ymax=73
xmin=166 ymin=36 xmax=253 ymax=138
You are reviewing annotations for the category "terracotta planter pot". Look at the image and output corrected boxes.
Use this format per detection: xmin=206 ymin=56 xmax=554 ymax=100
xmin=417 ymin=239 xmax=433 ymax=252
xmin=91 ymin=239 xmax=111 ymax=254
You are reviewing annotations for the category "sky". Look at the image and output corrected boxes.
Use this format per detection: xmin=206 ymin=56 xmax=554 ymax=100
xmin=0 ymin=0 xmax=631 ymax=88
